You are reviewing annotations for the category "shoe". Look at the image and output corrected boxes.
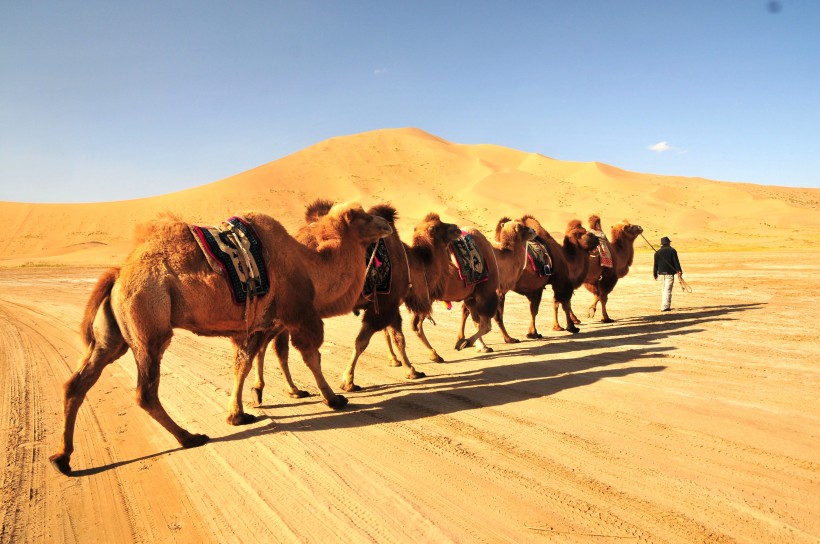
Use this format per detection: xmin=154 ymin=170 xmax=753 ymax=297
xmin=661 ymin=308 xmax=671 ymax=312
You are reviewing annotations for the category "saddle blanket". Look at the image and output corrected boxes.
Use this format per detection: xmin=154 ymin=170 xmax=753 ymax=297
xmin=363 ymin=238 xmax=392 ymax=296
xmin=449 ymin=232 xmax=489 ymax=286
xmin=190 ymin=216 xmax=270 ymax=304
xmin=592 ymin=231 xmax=613 ymax=268
xmin=526 ymin=239 xmax=552 ymax=277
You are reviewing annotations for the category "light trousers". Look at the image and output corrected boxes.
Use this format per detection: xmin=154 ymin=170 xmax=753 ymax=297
xmin=660 ymin=273 xmax=675 ymax=310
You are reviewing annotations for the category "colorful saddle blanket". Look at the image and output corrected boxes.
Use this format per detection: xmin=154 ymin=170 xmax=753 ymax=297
xmin=363 ymin=238 xmax=392 ymax=296
xmin=190 ymin=216 xmax=270 ymax=304
xmin=591 ymin=230 xmax=613 ymax=268
xmin=449 ymin=232 xmax=489 ymax=286
xmin=526 ymin=239 xmax=552 ymax=277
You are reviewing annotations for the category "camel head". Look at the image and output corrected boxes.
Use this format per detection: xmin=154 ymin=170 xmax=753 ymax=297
xmin=613 ymin=220 xmax=643 ymax=240
xmin=566 ymin=220 xmax=600 ymax=252
xmin=413 ymin=213 xmax=461 ymax=248
xmin=310 ymin=202 xmax=392 ymax=252
xmin=496 ymin=219 xmax=536 ymax=250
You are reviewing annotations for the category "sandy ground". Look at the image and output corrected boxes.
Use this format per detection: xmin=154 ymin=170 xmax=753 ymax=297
xmin=1 ymin=250 xmax=818 ymax=544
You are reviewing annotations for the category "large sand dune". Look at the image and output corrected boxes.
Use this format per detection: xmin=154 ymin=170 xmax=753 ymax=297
xmin=1 ymin=128 xmax=818 ymax=266
xmin=1 ymin=129 xmax=818 ymax=543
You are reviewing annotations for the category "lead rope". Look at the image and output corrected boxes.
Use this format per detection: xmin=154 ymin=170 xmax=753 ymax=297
xmin=641 ymin=233 xmax=692 ymax=293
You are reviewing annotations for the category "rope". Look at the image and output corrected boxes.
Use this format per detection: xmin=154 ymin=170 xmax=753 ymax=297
xmin=641 ymin=233 xmax=692 ymax=293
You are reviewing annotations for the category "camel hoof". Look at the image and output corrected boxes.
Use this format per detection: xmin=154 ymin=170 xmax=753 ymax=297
xmin=288 ymin=389 xmax=311 ymax=399
xmin=326 ymin=395 xmax=349 ymax=410
xmin=406 ymin=370 xmax=426 ymax=380
xmin=588 ymin=309 xmax=596 ymax=318
xmin=226 ymin=412 xmax=257 ymax=426
xmin=526 ymin=332 xmax=543 ymax=340
xmin=505 ymin=337 xmax=520 ymax=344
xmin=454 ymin=338 xmax=470 ymax=351
xmin=181 ymin=433 xmax=209 ymax=448
xmin=252 ymin=387 xmax=263 ymax=405
xmin=571 ymin=317 xmax=582 ymax=325
xmin=49 ymin=453 xmax=72 ymax=475
xmin=552 ymin=324 xmax=565 ymax=331
xmin=601 ymin=318 xmax=614 ymax=324
xmin=430 ymin=353 xmax=445 ymax=363
xmin=340 ymin=382 xmax=362 ymax=393
xmin=567 ymin=325 xmax=580 ymax=334
xmin=386 ymin=358 xmax=402 ymax=368
xmin=476 ymin=346 xmax=494 ymax=354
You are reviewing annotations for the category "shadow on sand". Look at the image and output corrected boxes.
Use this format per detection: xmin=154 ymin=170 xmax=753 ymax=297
xmin=74 ymin=302 xmax=762 ymax=474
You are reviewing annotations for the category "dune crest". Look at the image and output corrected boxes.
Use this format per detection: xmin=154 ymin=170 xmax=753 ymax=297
xmin=1 ymin=127 xmax=818 ymax=265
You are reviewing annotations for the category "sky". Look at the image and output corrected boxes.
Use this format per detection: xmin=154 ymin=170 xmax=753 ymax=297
xmin=1 ymin=1 xmax=819 ymax=203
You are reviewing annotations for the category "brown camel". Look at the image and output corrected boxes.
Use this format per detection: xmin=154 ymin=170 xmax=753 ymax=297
xmin=494 ymin=215 xmax=599 ymax=340
xmin=580 ymin=215 xmax=644 ymax=323
xmin=458 ymin=218 xmax=535 ymax=348
xmin=251 ymin=201 xmax=447 ymax=398
xmin=394 ymin=221 xmax=502 ymax=359
xmin=49 ymin=203 xmax=392 ymax=475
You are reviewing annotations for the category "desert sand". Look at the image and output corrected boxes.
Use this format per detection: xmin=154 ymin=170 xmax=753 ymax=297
xmin=1 ymin=128 xmax=818 ymax=543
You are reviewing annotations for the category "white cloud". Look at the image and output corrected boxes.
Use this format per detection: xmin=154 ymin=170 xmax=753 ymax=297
xmin=648 ymin=141 xmax=673 ymax=152
xmin=373 ymin=68 xmax=387 ymax=76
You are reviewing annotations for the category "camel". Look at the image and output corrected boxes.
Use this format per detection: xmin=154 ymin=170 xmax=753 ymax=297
xmin=49 ymin=203 xmax=392 ymax=475
xmin=494 ymin=215 xmax=599 ymax=340
xmin=250 ymin=201 xmax=445 ymax=398
xmin=579 ymin=215 xmax=644 ymax=323
xmin=458 ymin=218 xmax=536 ymax=348
xmin=390 ymin=220 xmax=502 ymax=360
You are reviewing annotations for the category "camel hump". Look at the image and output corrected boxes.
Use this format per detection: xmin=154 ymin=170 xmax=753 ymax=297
xmin=494 ymin=217 xmax=513 ymax=242
xmin=367 ymin=203 xmax=398 ymax=227
xmin=305 ymin=199 xmax=335 ymax=223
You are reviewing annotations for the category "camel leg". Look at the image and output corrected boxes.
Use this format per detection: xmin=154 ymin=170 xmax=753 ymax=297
xmin=226 ymin=334 xmax=265 ymax=425
xmin=551 ymin=298 xmax=566 ymax=331
xmin=526 ymin=291 xmax=544 ymax=339
xmin=132 ymin=340 xmax=210 ymax=447
xmin=251 ymin=335 xmax=269 ymax=405
xmin=569 ymin=308 xmax=582 ymax=325
xmin=386 ymin=314 xmax=425 ymax=380
xmin=456 ymin=314 xmax=493 ymax=352
xmin=493 ymin=292 xmax=520 ymax=344
xmin=384 ymin=329 xmax=401 ymax=367
xmin=251 ymin=327 xmax=278 ymax=405
xmin=49 ymin=305 xmax=128 ymax=474
xmin=455 ymin=303 xmax=494 ymax=351
xmin=560 ymin=298 xmax=580 ymax=333
xmin=455 ymin=303 xmax=470 ymax=349
xmin=273 ymin=330 xmax=310 ymax=399
xmin=341 ymin=320 xmax=378 ymax=392
xmin=413 ymin=314 xmax=444 ymax=363
xmin=598 ymin=291 xmax=613 ymax=323
xmin=288 ymin=316 xmax=347 ymax=410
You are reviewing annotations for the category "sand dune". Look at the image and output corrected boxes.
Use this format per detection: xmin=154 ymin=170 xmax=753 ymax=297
xmin=1 ymin=128 xmax=818 ymax=266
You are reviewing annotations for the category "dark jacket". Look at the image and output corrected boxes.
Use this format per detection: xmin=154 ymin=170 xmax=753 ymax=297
xmin=654 ymin=245 xmax=682 ymax=277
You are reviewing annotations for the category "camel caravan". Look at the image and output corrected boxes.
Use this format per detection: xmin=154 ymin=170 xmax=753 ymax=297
xmin=49 ymin=199 xmax=642 ymax=474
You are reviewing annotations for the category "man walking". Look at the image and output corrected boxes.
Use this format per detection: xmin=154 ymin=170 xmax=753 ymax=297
xmin=653 ymin=236 xmax=683 ymax=312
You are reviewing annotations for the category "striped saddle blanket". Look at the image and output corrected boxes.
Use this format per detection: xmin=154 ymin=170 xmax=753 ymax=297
xmin=526 ymin=239 xmax=552 ymax=277
xmin=190 ymin=216 xmax=270 ymax=304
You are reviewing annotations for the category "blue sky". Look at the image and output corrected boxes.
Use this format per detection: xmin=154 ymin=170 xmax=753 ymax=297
xmin=1 ymin=1 xmax=818 ymax=203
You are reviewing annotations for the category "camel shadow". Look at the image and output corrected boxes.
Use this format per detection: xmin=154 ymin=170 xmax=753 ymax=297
xmin=212 ymin=344 xmax=669 ymax=441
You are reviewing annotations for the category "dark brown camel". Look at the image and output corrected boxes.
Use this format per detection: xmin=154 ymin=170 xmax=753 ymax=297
xmin=49 ymin=203 xmax=391 ymax=475
xmin=251 ymin=201 xmax=448 ymax=398
xmin=458 ymin=218 xmax=535 ymax=348
xmin=580 ymin=215 xmax=644 ymax=323
xmin=494 ymin=215 xmax=599 ymax=340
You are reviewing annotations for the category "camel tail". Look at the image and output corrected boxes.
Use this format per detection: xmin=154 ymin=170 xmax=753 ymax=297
xmin=80 ymin=267 xmax=120 ymax=346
